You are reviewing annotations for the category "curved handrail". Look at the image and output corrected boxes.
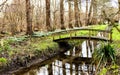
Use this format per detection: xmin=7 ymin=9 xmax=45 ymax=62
xmin=51 ymin=28 xmax=111 ymax=35
xmin=52 ymin=28 xmax=112 ymax=42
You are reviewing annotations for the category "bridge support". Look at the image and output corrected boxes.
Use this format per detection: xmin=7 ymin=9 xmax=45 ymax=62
xmin=109 ymin=29 xmax=113 ymax=42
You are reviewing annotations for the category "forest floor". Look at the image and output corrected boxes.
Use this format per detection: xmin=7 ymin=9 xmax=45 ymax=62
xmin=0 ymin=25 xmax=120 ymax=74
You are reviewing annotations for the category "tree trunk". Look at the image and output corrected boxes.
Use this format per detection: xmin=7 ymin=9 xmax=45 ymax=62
xmin=91 ymin=0 xmax=97 ymax=25
xmin=60 ymin=0 xmax=65 ymax=29
xmin=53 ymin=0 xmax=57 ymax=30
xmin=78 ymin=0 xmax=82 ymax=27
xmin=68 ymin=0 xmax=73 ymax=28
xmin=86 ymin=0 xmax=88 ymax=26
xmin=26 ymin=0 xmax=33 ymax=35
xmin=74 ymin=0 xmax=79 ymax=27
xmin=46 ymin=0 xmax=52 ymax=31
xmin=87 ymin=0 xmax=93 ymax=25
xmin=53 ymin=11 xmax=56 ymax=30
xmin=118 ymin=0 xmax=120 ymax=12
xmin=10 ymin=23 xmax=17 ymax=35
xmin=118 ymin=0 xmax=120 ymax=24
xmin=103 ymin=10 xmax=120 ymax=33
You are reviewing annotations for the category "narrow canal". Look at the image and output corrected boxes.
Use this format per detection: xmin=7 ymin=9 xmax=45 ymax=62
xmin=22 ymin=40 xmax=99 ymax=75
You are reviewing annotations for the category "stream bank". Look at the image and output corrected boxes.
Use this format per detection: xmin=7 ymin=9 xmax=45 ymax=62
xmin=0 ymin=37 xmax=81 ymax=74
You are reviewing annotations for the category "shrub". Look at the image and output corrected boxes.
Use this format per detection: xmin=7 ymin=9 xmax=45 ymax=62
xmin=0 ymin=58 xmax=7 ymax=66
xmin=93 ymin=43 xmax=116 ymax=74
xmin=0 ymin=39 xmax=11 ymax=52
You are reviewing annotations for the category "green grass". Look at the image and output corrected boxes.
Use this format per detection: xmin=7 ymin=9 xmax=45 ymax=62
xmin=111 ymin=25 xmax=120 ymax=56
xmin=50 ymin=25 xmax=107 ymax=40
xmin=0 ymin=58 xmax=7 ymax=66
xmin=51 ymin=24 xmax=119 ymax=41
xmin=31 ymin=39 xmax=58 ymax=51
xmin=90 ymin=24 xmax=107 ymax=29
xmin=0 ymin=24 xmax=120 ymax=67
xmin=112 ymin=26 xmax=120 ymax=40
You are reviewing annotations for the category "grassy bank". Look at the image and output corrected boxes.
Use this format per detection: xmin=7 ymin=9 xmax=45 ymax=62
xmin=112 ymin=25 xmax=120 ymax=57
xmin=0 ymin=24 xmax=120 ymax=74
xmin=112 ymin=26 xmax=120 ymax=40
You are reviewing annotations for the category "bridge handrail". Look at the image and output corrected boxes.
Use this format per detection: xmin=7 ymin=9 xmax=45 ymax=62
xmin=52 ymin=28 xmax=111 ymax=35
xmin=52 ymin=28 xmax=113 ymax=42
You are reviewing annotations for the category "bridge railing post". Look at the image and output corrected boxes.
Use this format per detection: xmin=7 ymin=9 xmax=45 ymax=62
xmin=59 ymin=35 xmax=61 ymax=39
xmin=103 ymin=31 xmax=106 ymax=37
xmin=70 ymin=32 xmax=72 ymax=39
xmin=75 ymin=32 xmax=77 ymax=36
xmin=53 ymin=35 xmax=54 ymax=40
xmin=110 ymin=29 xmax=113 ymax=42
xmin=93 ymin=30 xmax=94 ymax=36
xmin=89 ymin=29 xmax=91 ymax=40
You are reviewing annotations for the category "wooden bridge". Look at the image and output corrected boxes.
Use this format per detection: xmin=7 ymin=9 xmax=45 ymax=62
xmin=52 ymin=28 xmax=112 ymax=42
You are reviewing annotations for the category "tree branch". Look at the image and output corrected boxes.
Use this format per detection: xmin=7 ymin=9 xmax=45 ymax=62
xmin=0 ymin=0 xmax=8 ymax=7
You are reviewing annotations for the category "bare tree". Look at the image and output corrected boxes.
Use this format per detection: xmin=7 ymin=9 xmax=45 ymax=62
xmin=26 ymin=0 xmax=33 ymax=35
xmin=78 ymin=0 xmax=82 ymax=27
xmin=0 ymin=0 xmax=8 ymax=12
xmin=0 ymin=1 xmax=6 ymax=5
xmin=0 ymin=0 xmax=119 ymax=35
xmin=74 ymin=0 xmax=79 ymax=27
xmin=87 ymin=0 xmax=93 ymax=25
xmin=118 ymin=0 xmax=120 ymax=24
xmin=102 ymin=6 xmax=120 ymax=33
xmin=51 ymin=0 xmax=59 ymax=30
xmin=86 ymin=0 xmax=88 ymax=26
xmin=46 ymin=0 xmax=52 ymax=31
xmin=68 ymin=0 xmax=73 ymax=28
xmin=60 ymin=0 xmax=65 ymax=29
xmin=91 ymin=0 xmax=97 ymax=24
xmin=118 ymin=0 xmax=120 ymax=12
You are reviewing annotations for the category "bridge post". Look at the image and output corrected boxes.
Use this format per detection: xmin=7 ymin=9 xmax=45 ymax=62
xmin=88 ymin=30 xmax=91 ymax=41
xmin=75 ymin=32 xmax=77 ymax=36
xmin=110 ymin=29 xmax=113 ymax=42
xmin=70 ymin=32 xmax=72 ymax=39
xmin=53 ymin=36 xmax=54 ymax=40
xmin=59 ymin=35 xmax=61 ymax=39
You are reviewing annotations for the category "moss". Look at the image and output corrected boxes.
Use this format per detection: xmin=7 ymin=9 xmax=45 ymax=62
xmin=112 ymin=26 xmax=120 ymax=40
xmin=0 ymin=39 xmax=12 ymax=53
xmin=0 ymin=58 xmax=7 ymax=66
xmin=92 ymin=25 xmax=107 ymax=29
xmin=31 ymin=40 xmax=58 ymax=51
xmin=51 ymin=25 xmax=107 ymax=40
xmin=111 ymin=25 xmax=120 ymax=56
xmin=0 ymin=24 xmax=120 ymax=73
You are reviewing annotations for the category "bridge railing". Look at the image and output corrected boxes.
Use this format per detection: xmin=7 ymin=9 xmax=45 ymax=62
xmin=52 ymin=28 xmax=112 ymax=41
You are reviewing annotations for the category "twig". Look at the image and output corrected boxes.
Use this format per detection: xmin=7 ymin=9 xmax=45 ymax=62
xmin=0 ymin=0 xmax=8 ymax=7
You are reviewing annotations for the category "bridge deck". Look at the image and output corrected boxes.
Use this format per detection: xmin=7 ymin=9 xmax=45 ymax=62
xmin=53 ymin=36 xmax=110 ymax=42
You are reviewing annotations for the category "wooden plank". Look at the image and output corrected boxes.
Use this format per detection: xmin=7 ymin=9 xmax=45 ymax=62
xmin=53 ymin=36 xmax=110 ymax=42
xmin=51 ymin=28 xmax=111 ymax=35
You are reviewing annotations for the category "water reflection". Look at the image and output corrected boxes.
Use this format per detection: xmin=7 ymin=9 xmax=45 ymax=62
xmin=23 ymin=40 xmax=97 ymax=75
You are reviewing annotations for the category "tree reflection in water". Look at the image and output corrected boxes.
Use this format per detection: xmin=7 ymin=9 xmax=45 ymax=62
xmin=23 ymin=40 xmax=98 ymax=75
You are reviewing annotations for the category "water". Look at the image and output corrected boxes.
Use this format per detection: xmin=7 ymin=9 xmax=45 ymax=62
xmin=23 ymin=40 xmax=97 ymax=75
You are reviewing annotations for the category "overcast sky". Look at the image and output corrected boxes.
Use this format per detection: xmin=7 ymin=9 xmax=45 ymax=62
xmin=0 ymin=0 xmax=13 ymax=5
